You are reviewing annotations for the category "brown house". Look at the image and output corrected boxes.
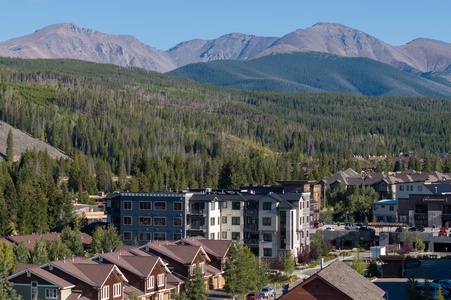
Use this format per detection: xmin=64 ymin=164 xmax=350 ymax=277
xmin=41 ymin=256 xmax=128 ymax=300
xmin=7 ymin=232 xmax=93 ymax=251
xmin=94 ymin=251 xmax=173 ymax=300
xmin=139 ymin=241 xmax=222 ymax=291
xmin=279 ymin=260 xmax=386 ymax=300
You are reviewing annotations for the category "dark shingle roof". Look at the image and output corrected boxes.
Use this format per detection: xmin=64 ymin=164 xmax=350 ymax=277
xmin=178 ymin=236 xmax=230 ymax=258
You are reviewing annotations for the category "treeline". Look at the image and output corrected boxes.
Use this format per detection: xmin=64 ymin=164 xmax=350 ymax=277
xmin=1 ymin=58 xmax=451 ymax=233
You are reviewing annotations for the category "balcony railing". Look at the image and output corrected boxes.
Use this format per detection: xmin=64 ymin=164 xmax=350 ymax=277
xmin=244 ymin=224 xmax=259 ymax=231
xmin=188 ymin=209 xmax=207 ymax=215
xmin=244 ymin=209 xmax=258 ymax=216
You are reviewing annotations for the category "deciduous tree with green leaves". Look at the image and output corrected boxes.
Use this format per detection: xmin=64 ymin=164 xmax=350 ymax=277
xmin=90 ymin=224 xmax=122 ymax=254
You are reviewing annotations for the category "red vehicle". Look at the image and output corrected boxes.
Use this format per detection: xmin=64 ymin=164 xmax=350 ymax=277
xmin=439 ymin=230 xmax=448 ymax=237
xmin=246 ymin=293 xmax=263 ymax=300
xmin=314 ymin=221 xmax=322 ymax=228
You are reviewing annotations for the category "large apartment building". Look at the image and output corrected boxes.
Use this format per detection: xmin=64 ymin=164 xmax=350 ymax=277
xmin=105 ymin=181 xmax=313 ymax=261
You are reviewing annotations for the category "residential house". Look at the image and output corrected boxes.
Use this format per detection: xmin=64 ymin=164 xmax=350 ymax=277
xmin=139 ymin=241 xmax=221 ymax=291
xmin=8 ymin=264 xmax=84 ymax=300
xmin=41 ymin=257 xmax=129 ymax=300
xmin=278 ymin=260 xmax=386 ymax=300
xmin=93 ymin=251 xmax=173 ymax=300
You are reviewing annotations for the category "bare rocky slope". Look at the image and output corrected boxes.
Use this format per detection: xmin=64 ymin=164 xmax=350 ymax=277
xmin=0 ymin=22 xmax=450 ymax=81
xmin=0 ymin=121 xmax=68 ymax=162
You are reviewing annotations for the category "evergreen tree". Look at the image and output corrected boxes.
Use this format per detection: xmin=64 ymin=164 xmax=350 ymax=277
xmin=31 ymin=237 xmax=49 ymax=264
xmin=0 ymin=241 xmax=16 ymax=276
xmin=6 ymin=128 xmax=14 ymax=164
xmin=184 ymin=266 xmax=207 ymax=300
xmin=14 ymin=242 xmax=31 ymax=264
xmin=47 ymin=237 xmax=72 ymax=261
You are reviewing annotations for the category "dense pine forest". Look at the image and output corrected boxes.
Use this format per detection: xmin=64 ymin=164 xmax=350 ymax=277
xmin=1 ymin=57 xmax=451 ymax=235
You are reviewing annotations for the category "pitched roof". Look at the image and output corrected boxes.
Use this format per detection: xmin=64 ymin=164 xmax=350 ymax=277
xmin=311 ymin=260 xmax=385 ymax=300
xmin=97 ymin=252 xmax=170 ymax=277
xmin=8 ymin=265 xmax=75 ymax=289
xmin=7 ymin=232 xmax=92 ymax=250
xmin=140 ymin=242 xmax=210 ymax=265
xmin=177 ymin=236 xmax=231 ymax=258
xmin=47 ymin=257 xmax=127 ymax=287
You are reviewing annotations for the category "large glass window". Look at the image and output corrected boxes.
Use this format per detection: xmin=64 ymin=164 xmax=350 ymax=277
xmin=101 ymin=286 xmax=109 ymax=300
xmin=123 ymin=232 xmax=132 ymax=241
xmin=263 ymin=217 xmax=271 ymax=226
xmin=210 ymin=217 xmax=215 ymax=226
xmin=222 ymin=231 xmax=227 ymax=239
xmin=123 ymin=201 xmax=132 ymax=210
xmin=147 ymin=276 xmax=154 ymax=289
xmin=139 ymin=232 xmax=151 ymax=241
xmin=158 ymin=274 xmax=165 ymax=286
xmin=232 ymin=202 xmax=240 ymax=210
xmin=263 ymin=233 xmax=272 ymax=242
xmin=222 ymin=216 xmax=227 ymax=224
xmin=154 ymin=232 xmax=166 ymax=241
xmin=263 ymin=202 xmax=272 ymax=210
xmin=232 ymin=232 xmax=240 ymax=240
xmin=232 ymin=217 xmax=240 ymax=225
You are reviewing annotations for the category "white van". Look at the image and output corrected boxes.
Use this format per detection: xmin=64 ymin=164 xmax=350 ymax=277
xmin=415 ymin=282 xmax=450 ymax=299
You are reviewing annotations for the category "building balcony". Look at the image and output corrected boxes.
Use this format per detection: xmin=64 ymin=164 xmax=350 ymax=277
xmin=188 ymin=209 xmax=207 ymax=216
xmin=244 ymin=209 xmax=258 ymax=216
xmin=414 ymin=213 xmax=428 ymax=220
xmin=188 ymin=225 xmax=207 ymax=231
xmin=244 ymin=224 xmax=259 ymax=231
xmin=244 ymin=239 xmax=259 ymax=246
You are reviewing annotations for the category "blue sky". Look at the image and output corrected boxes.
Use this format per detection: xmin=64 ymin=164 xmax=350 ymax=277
xmin=1 ymin=0 xmax=450 ymax=50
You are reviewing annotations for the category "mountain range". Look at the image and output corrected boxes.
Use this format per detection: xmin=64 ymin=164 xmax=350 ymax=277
xmin=1 ymin=22 xmax=451 ymax=96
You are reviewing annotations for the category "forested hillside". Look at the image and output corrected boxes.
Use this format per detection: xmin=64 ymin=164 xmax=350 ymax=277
xmin=1 ymin=57 xmax=451 ymax=235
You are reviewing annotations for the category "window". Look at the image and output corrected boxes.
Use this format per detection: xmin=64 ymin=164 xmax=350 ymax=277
xmin=199 ymin=262 xmax=205 ymax=274
xmin=123 ymin=201 xmax=132 ymax=210
xmin=45 ymin=288 xmax=58 ymax=299
xmin=374 ymin=206 xmax=378 ymax=211
xmin=210 ymin=217 xmax=215 ymax=226
xmin=222 ymin=231 xmax=227 ymax=239
xmin=232 ymin=202 xmax=240 ymax=210
xmin=222 ymin=202 xmax=227 ymax=208
xmin=139 ymin=201 xmax=152 ymax=210
xmin=101 ymin=286 xmax=109 ymax=300
xmin=123 ymin=216 xmax=132 ymax=225
xmin=390 ymin=206 xmax=394 ymax=211
xmin=113 ymin=283 xmax=121 ymax=297
xmin=263 ymin=233 xmax=272 ymax=242
xmin=211 ymin=202 xmax=216 ymax=210
xmin=139 ymin=232 xmax=151 ymax=241
xmin=173 ymin=217 xmax=182 ymax=226
xmin=123 ymin=231 xmax=132 ymax=241
xmin=147 ymin=275 xmax=154 ymax=289
xmin=263 ymin=217 xmax=271 ymax=226
xmin=300 ymin=217 xmax=302 ymax=225
xmin=232 ymin=232 xmax=240 ymax=240
xmin=263 ymin=248 xmax=272 ymax=257
xmin=263 ymin=202 xmax=272 ymax=210
xmin=173 ymin=233 xmax=182 ymax=240
xmin=139 ymin=217 xmax=151 ymax=225
xmin=154 ymin=232 xmax=166 ymax=241
xmin=418 ymin=186 xmax=423 ymax=191
xmin=222 ymin=216 xmax=227 ymax=224
xmin=210 ymin=233 xmax=215 ymax=239
xmin=173 ymin=202 xmax=182 ymax=211
xmin=232 ymin=217 xmax=240 ymax=225
xmin=154 ymin=202 xmax=166 ymax=210
xmin=400 ymin=185 xmax=404 ymax=191
xmin=159 ymin=292 xmax=164 ymax=300
xmin=157 ymin=273 xmax=165 ymax=287
xmin=154 ymin=217 xmax=166 ymax=226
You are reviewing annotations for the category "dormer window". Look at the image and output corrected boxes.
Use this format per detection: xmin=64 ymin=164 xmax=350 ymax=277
xmin=113 ymin=283 xmax=121 ymax=297
xmin=148 ymin=276 xmax=154 ymax=289
xmin=157 ymin=273 xmax=165 ymax=287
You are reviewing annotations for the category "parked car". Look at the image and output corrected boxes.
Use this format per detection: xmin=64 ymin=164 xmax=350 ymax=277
xmin=246 ymin=292 xmax=263 ymax=300
xmin=260 ymin=286 xmax=275 ymax=298
xmin=324 ymin=227 xmax=335 ymax=231
xmin=345 ymin=223 xmax=360 ymax=230
xmin=314 ymin=220 xmax=322 ymax=228
xmin=359 ymin=226 xmax=375 ymax=234
xmin=409 ymin=226 xmax=425 ymax=232
xmin=405 ymin=258 xmax=421 ymax=268
xmin=433 ymin=278 xmax=451 ymax=291
xmin=439 ymin=230 xmax=448 ymax=237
